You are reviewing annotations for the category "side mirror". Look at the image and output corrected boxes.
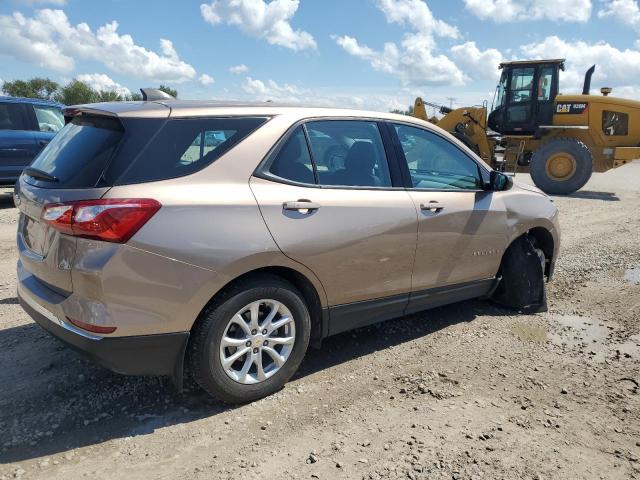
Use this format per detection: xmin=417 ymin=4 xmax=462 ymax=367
xmin=485 ymin=170 xmax=513 ymax=191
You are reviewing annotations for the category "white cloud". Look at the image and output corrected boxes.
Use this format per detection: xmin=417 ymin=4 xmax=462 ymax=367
xmin=598 ymin=0 xmax=640 ymax=29
xmin=200 ymin=0 xmax=316 ymax=51
xmin=237 ymin=76 xmax=414 ymax=112
xmin=0 ymin=9 xmax=197 ymax=83
xmin=198 ymin=74 xmax=215 ymax=86
xmin=450 ymin=41 xmax=504 ymax=81
xmin=75 ymin=73 xmax=131 ymax=97
xmin=464 ymin=0 xmax=592 ymax=22
xmin=229 ymin=64 xmax=249 ymax=74
xmin=241 ymin=76 xmax=302 ymax=97
xmin=375 ymin=0 xmax=459 ymax=41
xmin=334 ymin=0 xmax=465 ymax=87
xmin=521 ymin=36 xmax=640 ymax=93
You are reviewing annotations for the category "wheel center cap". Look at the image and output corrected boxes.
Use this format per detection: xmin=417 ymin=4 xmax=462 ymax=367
xmin=252 ymin=335 xmax=265 ymax=348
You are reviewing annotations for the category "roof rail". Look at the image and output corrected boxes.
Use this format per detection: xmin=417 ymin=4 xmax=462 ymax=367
xmin=140 ymin=88 xmax=175 ymax=101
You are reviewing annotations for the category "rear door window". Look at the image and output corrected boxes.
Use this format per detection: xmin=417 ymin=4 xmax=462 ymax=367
xmin=267 ymin=126 xmax=315 ymax=184
xmin=0 ymin=103 xmax=30 ymax=131
xmin=306 ymin=120 xmax=392 ymax=188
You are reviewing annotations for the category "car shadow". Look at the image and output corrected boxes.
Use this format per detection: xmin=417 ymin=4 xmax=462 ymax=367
xmin=0 ymin=299 xmax=514 ymax=464
xmin=0 ymin=189 xmax=15 ymax=210
xmin=560 ymin=190 xmax=620 ymax=201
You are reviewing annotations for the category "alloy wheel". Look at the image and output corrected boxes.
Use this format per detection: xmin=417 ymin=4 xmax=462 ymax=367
xmin=219 ymin=300 xmax=296 ymax=385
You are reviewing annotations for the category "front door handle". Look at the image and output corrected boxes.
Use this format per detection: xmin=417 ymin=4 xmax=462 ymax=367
xmin=283 ymin=200 xmax=321 ymax=213
xmin=38 ymin=140 xmax=50 ymax=147
xmin=420 ymin=201 xmax=445 ymax=213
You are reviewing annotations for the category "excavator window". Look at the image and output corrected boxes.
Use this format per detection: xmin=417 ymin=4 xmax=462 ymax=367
xmin=488 ymin=60 xmax=562 ymax=134
xmin=602 ymin=111 xmax=629 ymax=136
xmin=510 ymin=68 xmax=535 ymax=103
xmin=538 ymin=67 xmax=554 ymax=101
xmin=492 ymin=72 xmax=507 ymax=113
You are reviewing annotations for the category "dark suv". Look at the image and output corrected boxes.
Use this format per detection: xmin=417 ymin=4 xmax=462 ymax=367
xmin=0 ymin=97 xmax=64 ymax=185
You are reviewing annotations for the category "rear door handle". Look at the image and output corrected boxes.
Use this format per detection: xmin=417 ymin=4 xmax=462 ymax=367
xmin=420 ymin=201 xmax=445 ymax=212
xmin=38 ymin=140 xmax=50 ymax=147
xmin=283 ymin=200 xmax=321 ymax=212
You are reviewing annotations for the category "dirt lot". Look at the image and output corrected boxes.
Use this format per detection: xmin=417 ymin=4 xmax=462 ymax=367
xmin=0 ymin=165 xmax=639 ymax=480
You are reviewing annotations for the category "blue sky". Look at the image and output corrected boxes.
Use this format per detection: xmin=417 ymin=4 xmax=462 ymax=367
xmin=1 ymin=0 xmax=640 ymax=112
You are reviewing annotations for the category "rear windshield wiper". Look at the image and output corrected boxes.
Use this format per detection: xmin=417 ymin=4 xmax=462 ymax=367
xmin=24 ymin=167 xmax=59 ymax=183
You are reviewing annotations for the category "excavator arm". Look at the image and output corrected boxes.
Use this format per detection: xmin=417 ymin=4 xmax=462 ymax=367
xmin=413 ymin=97 xmax=495 ymax=164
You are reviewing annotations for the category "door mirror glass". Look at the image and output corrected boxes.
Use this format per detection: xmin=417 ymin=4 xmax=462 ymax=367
xmin=487 ymin=170 xmax=513 ymax=191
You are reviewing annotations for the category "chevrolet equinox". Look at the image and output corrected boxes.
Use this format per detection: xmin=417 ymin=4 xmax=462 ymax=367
xmin=16 ymin=94 xmax=560 ymax=403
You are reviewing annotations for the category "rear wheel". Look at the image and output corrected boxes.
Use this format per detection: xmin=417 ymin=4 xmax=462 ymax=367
xmin=491 ymin=236 xmax=547 ymax=314
xmin=188 ymin=276 xmax=311 ymax=403
xmin=530 ymin=138 xmax=592 ymax=195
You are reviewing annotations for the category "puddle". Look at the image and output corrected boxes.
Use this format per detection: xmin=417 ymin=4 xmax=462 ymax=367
xmin=615 ymin=334 xmax=640 ymax=358
xmin=511 ymin=323 xmax=548 ymax=343
xmin=548 ymin=314 xmax=640 ymax=361
xmin=549 ymin=314 xmax=611 ymax=361
xmin=624 ymin=267 xmax=640 ymax=285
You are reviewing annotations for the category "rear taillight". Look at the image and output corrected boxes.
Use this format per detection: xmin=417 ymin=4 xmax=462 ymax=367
xmin=67 ymin=317 xmax=117 ymax=334
xmin=42 ymin=198 xmax=161 ymax=243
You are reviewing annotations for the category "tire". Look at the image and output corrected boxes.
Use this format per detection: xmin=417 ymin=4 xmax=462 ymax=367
xmin=529 ymin=138 xmax=592 ymax=195
xmin=188 ymin=275 xmax=311 ymax=403
xmin=491 ymin=236 xmax=547 ymax=314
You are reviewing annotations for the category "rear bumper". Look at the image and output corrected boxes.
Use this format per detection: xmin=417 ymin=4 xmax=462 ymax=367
xmin=18 ymin=289 xmax=189 ymax=378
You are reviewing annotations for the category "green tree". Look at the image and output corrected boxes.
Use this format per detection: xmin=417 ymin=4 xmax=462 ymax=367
xmin=2 ymin=77 xmax=59 ymax=100
xmin=158 ymin=85 xmax=178 ymax=98
xmin=96 ymin=90 xmax=123 ymax=102
xmin=390 ymin=105 xmax=414 ymax=116
xmin=54 ymin=80 xmax=98 ymax=105
xmin=127 ymin=91 xmax=143 ymax=101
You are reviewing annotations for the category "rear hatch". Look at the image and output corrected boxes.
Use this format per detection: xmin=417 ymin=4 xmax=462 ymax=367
xmin=17 ymin=103 xmax=268 ymax=296
xmin=16 ymin=108 xmax=167 ymax=295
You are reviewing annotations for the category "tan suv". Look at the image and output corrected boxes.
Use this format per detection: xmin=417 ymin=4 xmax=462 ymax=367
xmin=16 ymin=96 xmax=560 ymax=403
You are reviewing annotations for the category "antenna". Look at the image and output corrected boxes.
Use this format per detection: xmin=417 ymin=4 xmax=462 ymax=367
xmin=140 ymin=88 xmax=175 ymax=101
xmin=446 ymin=97 xmax=457 ymax=109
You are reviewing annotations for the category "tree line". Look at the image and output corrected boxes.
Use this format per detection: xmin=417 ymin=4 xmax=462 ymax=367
xmin=1 ymin=77 xmax=178 ymax=105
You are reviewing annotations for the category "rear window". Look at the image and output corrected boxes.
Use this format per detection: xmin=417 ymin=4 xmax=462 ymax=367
xmin=24 ymin=115 xmax=268 ymax=188
xmin=28 ymin=115 xmax=124 ymax=188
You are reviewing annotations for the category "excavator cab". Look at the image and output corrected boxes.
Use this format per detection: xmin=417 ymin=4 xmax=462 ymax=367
xmin=488 ymin=59 xmax=565 ymax=135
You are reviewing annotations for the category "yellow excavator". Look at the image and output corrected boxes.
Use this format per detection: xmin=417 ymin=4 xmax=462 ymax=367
xmin=413 ymin=59 xmax=640 ymax=195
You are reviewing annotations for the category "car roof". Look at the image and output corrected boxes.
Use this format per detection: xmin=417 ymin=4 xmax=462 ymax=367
xmin=67 ymin=99 xmax=428 ymax=125
xmin=0 ymin=96 xmax=64 ymax=107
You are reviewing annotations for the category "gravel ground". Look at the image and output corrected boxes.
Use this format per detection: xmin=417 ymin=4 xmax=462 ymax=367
xmin=0 ymin=164 xmax=639 ymax=480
